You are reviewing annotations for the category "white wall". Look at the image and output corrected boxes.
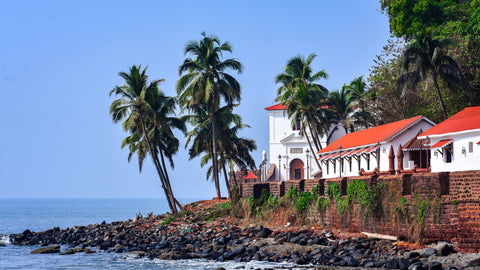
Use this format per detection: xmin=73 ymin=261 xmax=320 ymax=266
xmin=430 ymin=131 xmax=480 ymax=172
xmin=268 ymin=109 xmax=343 ymax=180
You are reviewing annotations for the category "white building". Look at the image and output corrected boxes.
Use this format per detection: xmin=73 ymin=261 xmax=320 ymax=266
xmin=317 ymin=115 xmax=435 ymax=179
xmin=265 ymin=103 xmax=344 ymax=181
xmin=418 ymin=106 xmax=480 ymax=172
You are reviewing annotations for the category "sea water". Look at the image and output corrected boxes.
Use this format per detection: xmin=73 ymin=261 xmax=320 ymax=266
xmin=0 ymin=199 xmax=296 ymax=269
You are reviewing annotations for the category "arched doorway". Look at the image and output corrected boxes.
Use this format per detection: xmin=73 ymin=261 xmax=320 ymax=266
xmin=289 ymin=158 xmax=304 ymax=180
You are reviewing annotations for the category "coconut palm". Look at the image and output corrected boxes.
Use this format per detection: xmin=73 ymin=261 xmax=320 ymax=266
xmin=182 ymin=103 xmax=255 ymax=198
xmin=275 ymin=53 xmax=330 ymax=171
xmin=110 ymin=65 xmax=184 ymax=214
xmin=327 ymin=84 xmax=356 ymax=134
xmin=398 ymin=35 xmax=469 ymax=120
xmin=177 ymin=32 xmax=243 ymax=198
xmin=347 ymin=76 xmax=375 ymax=129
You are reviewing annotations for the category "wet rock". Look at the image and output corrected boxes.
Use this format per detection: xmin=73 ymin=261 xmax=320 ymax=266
xmin=0 ymin=243 xmax=6 ymax=247
xmin=30 ymin=245 xmax=60 ymax=254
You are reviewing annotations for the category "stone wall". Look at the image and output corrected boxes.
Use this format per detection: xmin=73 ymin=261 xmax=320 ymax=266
xmin=237 ymin=170 xmax=480 ymax=252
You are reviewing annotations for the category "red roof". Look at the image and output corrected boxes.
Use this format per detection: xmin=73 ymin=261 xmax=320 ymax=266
xmin=420 ymin=107 xmax=480 ymax=137
xmin=264 ymin=103 xmax=286 ymax=110
xmin=430 ymin=139 xmax=452 ymax=148
xmin=318 ymin=115 xmax=428 ymax=154
xmin=242 ymin=171 xmax=258 ymax=179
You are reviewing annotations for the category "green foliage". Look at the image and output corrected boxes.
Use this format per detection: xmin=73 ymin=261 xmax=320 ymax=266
xmin=327 ymin=182 xmax=341 ymax=201
xmin=296 ymin=191 xmax=314 ymax=214
xmin=160 ymin=216 xmax=174 ymax=226
xmin=286 ymin=186 xmax=298 ymax=199
xmin=380 ymin=0 xmax=465 ymax=39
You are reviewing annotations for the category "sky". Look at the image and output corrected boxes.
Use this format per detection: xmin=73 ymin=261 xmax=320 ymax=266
xmin=0 ymin=1 xmax=391 ymax=199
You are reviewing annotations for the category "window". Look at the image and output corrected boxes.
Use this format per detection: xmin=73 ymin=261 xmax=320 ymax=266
xmin=292 ymin=115 xmax=301 ymax=131
xmin=341 ymin=159 xmax=344 ymax=173
xmin=326 ymin=163 xmax=329 ymax=175
xmin=357 ymin=158 xmax=361 ymax=170
xmin=349 ymin=158 xmax=352 ymax=172
xmin=469 ymin=142 xmax=474 ymax=153
xmin=367 ymin=154 xmax=370 ymax=170
xmin=333 ymin=160 xmax=336 ymax=174
xmin=445 ymin=144 xmax=453 ymax=163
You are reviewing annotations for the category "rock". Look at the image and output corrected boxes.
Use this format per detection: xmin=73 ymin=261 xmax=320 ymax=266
xmin=342 ymin=255 xmax=359 ymax=267
xmin=385 ymin=258 xmax=399 ymax=269
xmin=214 ymin=268 xmax=226 ymax=270
xmin=0 ymin=243 xmax=6 ymax=247
xmin=374 ymin=259 xmax=387 ymax=268
xmin=467 ymin=257 xmax=480 ymax=267
xmin=444 ymin=266 xmax=458 ymax=270
xmin=128 ymin=251 xmax=146 ymax=258
xmin=398 ymin=258 xmax=411 ymax=270
xmin=30 ymin=245 xmax=60 ymax=254
xmin=406 ymin=251 xmax=421 ymax=259
xmin=422 ymin=248 xmax=436 ymax=257
xmin=408 ymin=261 xmax=425 ymax=270
xmin=427 ymin=261 xmax=442 ymax=270
xmin=437 ymin=242 xmax=454 ymax=256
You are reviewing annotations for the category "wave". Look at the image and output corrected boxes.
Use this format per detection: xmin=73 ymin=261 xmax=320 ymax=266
xmin=0 ymin=234 xmax=11 ymax=245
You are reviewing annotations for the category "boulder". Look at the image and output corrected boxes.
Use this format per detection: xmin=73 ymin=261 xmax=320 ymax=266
xmin=30 ymin=245 xmax=60 ymax=254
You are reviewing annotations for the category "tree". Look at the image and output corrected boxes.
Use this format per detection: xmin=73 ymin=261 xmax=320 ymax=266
xmin=379 ymin=0 xmax=466 ymax=40
xmin=368 ymin=39 xmax=427 ymax=124
xmin=275 ymin=53 xmax=330 ymax=171
xmin=177 ymin=32 xmax=243 ymax=198
xmin=397 ymin=35 xmax=469 ymax=120
xmin=182 ymin=104 xmax=255 ymax=199
xmin=327 ymin=85 xmax=356 ymax=134
xmin=347 ymin=76 xmax=375 ymax=129
xmin=110 ymin=65 xmax=185 ymax=214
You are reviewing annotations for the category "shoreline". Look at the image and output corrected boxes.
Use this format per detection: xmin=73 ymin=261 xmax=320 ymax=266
xmin=7 ymin=200 xmax=480 ymax=269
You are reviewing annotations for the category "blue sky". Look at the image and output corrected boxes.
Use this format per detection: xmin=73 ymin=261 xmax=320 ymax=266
xmin=0 ymin=1 xmax=391 ymax=199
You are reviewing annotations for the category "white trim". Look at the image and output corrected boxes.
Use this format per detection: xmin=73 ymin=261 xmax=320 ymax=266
xmin=418 ymin=128 xmax=480 ymax=140
xmin=387 ymin=117 xmax=435 ymax=143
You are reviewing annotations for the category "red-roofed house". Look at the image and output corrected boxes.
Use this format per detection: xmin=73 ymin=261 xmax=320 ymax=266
xmin=317 ymin=115 xmax=435 ymax=178
xmin=418 ymin=106 xmax=480 ymax=172
xmin=265 ymin=103 xmax=344 ymax=181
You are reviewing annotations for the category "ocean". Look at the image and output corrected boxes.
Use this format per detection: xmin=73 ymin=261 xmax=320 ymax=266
xmin=0 ymin=199 xmax=295 ymax=269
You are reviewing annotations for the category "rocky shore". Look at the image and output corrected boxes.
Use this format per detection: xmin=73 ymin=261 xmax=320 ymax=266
xmin=8 ymin=202 xmax=480 ymax=270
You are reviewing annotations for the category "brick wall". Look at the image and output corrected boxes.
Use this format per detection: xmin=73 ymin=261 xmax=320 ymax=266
xmin=237 ymin=170 xmax=480 ymax=251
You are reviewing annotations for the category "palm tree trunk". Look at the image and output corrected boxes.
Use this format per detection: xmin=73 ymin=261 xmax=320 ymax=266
xmin=221 ymin=155 xmax=232 ymax=199
xmin=210 ymin=108 xmax=222 ymax=198
xmin=433 ymin=72 xmax=449 ymax=120
xmin=303 ymin=126 xmax=322 ymax=177
xmin=138 ymin=114 xmax=177 ymax=214
xmin=307 ymin=120 xmax=322 ymax=152
xmin=159 ymin=148 xmax=184 ymax=211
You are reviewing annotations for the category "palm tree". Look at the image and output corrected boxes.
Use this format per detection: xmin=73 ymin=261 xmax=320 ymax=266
xmin=110 ymin=65 xmax=184 ymax=214
xmin=398 ymin=35 xmax=469 ymax=120
xmin=177 ymin=32 xmax=243 ymax=198
xmin=275 ymin=53 xmax=330 ymax=171
xmin=347 ymin=76 xmax=375 ymax=129
xmin=328 ymin=84 xmax=356 ymax=134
